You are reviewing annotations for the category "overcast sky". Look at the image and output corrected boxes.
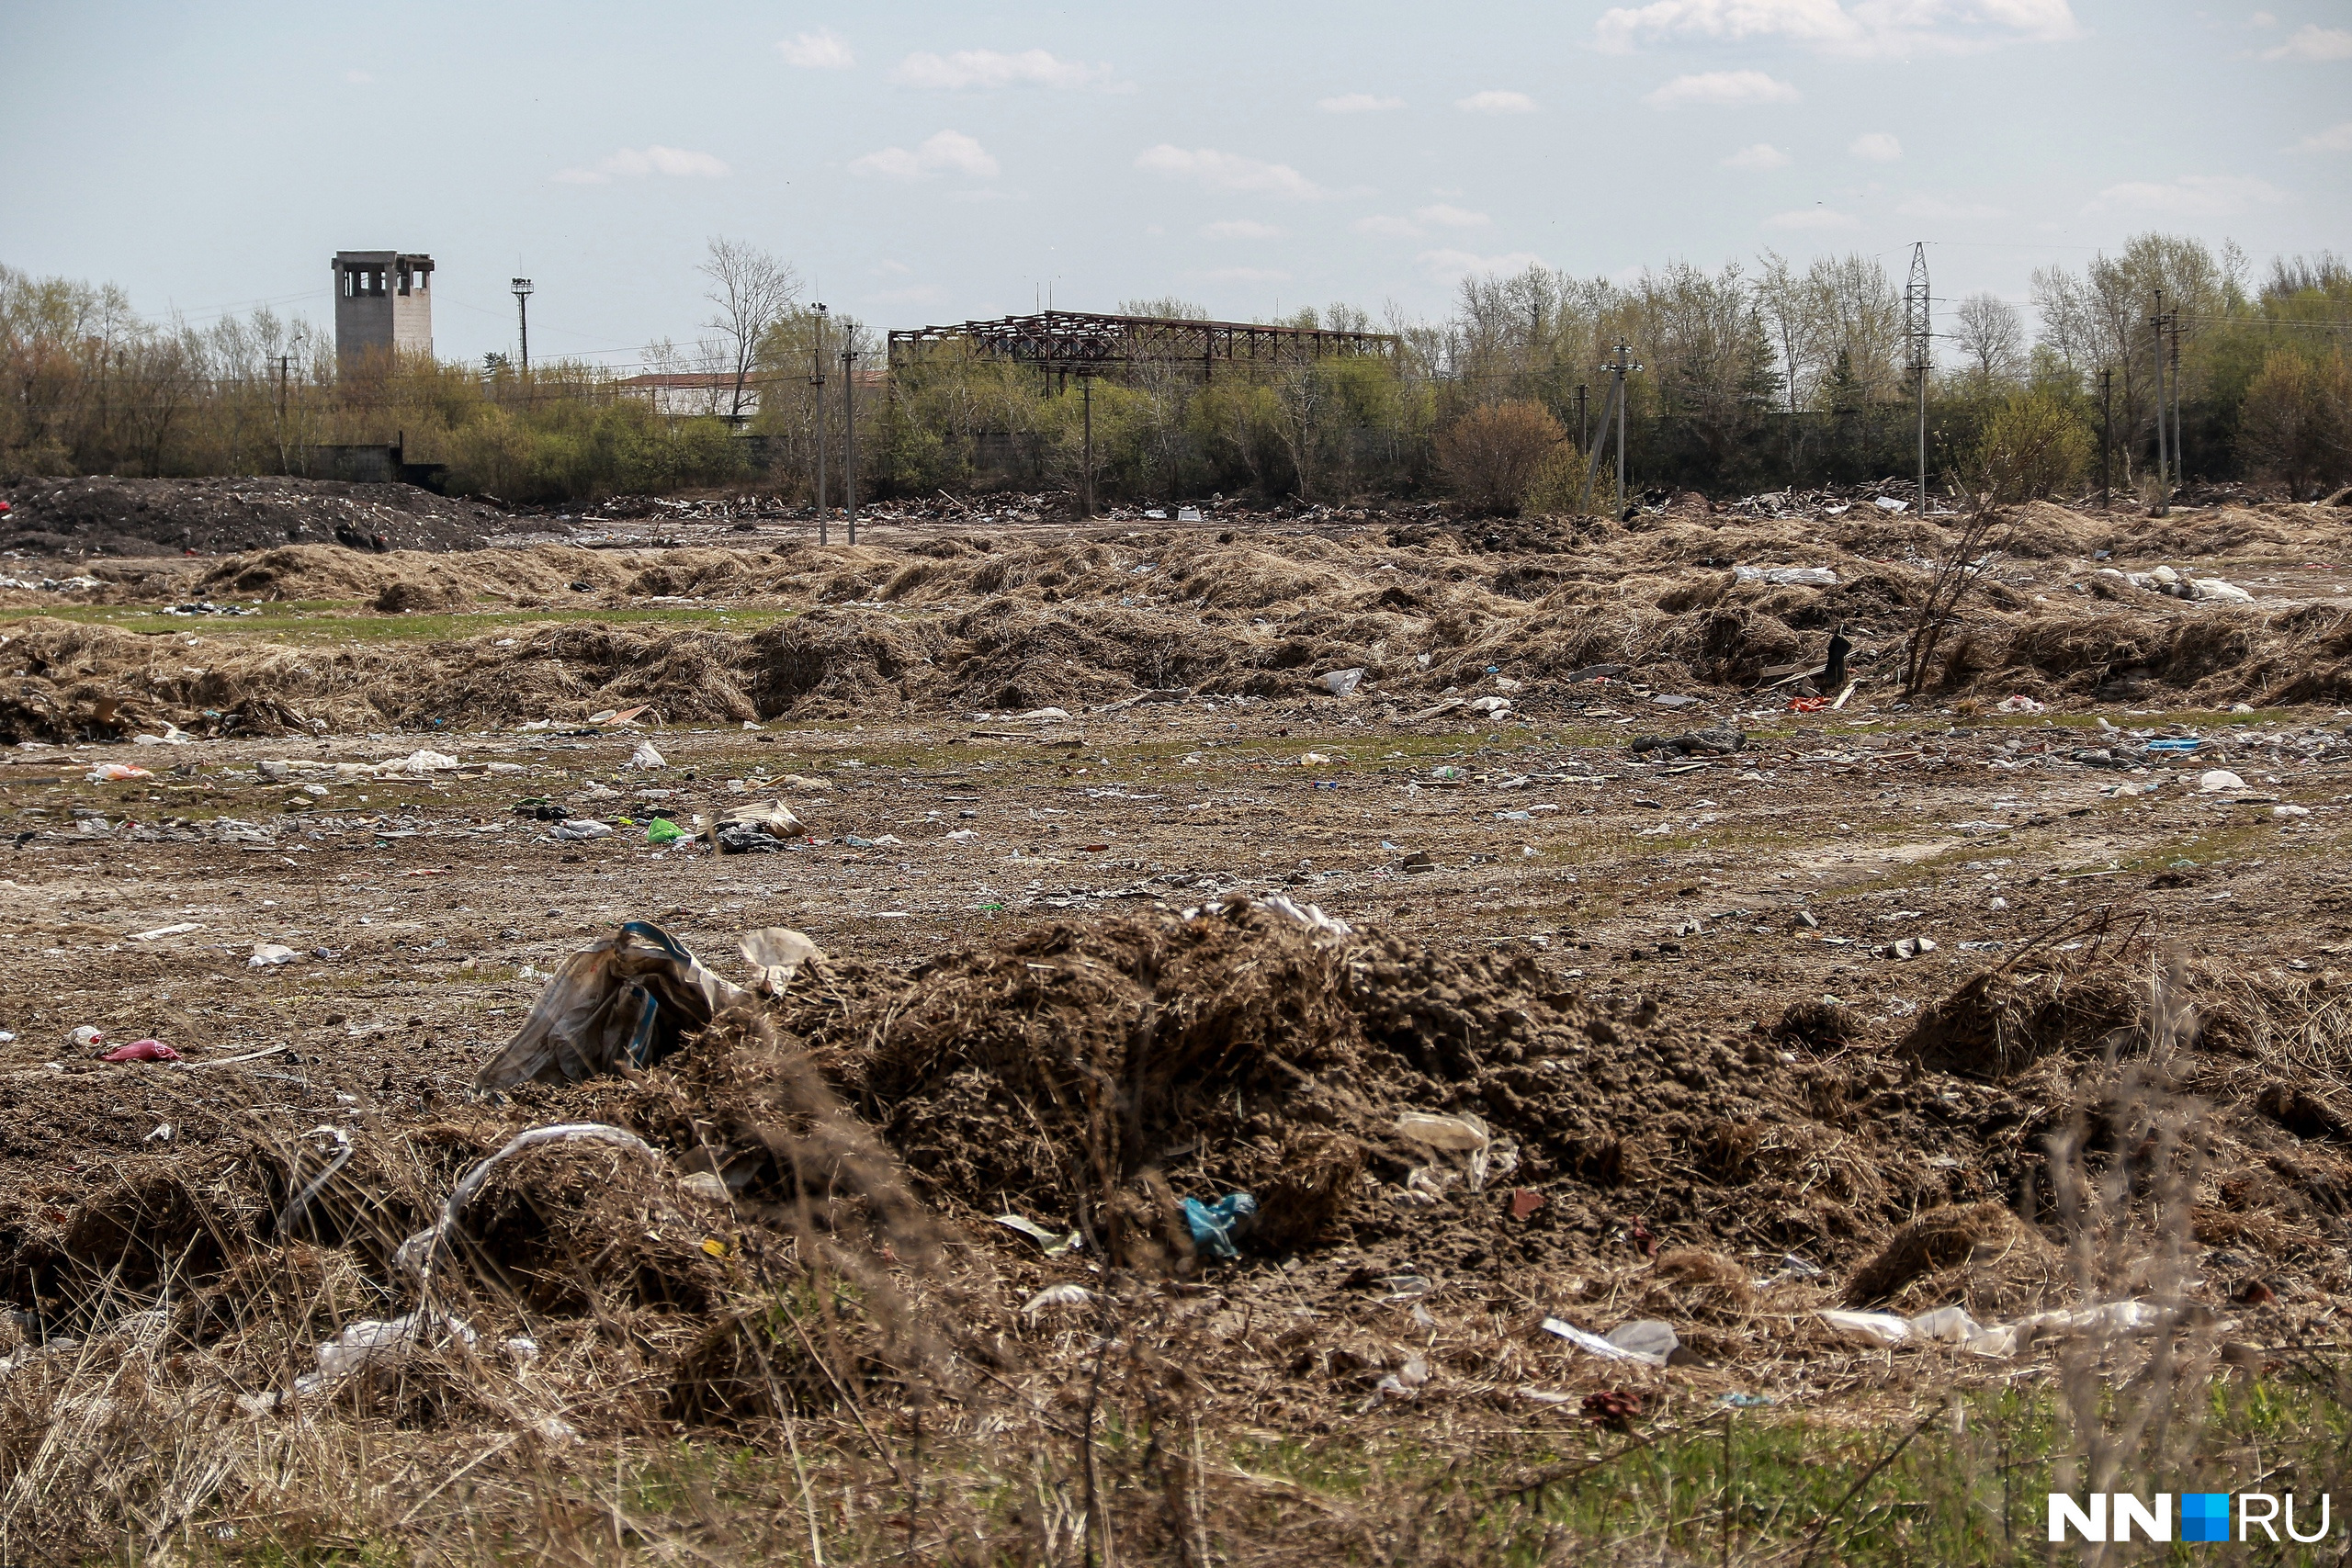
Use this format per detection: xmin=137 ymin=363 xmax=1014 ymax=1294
xmin=4 ymin=1 xmax=2346 ymax=367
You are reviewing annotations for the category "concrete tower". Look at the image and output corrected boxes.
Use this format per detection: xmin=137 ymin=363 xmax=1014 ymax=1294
xmin=333 ymin=251 xmax=434 ymax=372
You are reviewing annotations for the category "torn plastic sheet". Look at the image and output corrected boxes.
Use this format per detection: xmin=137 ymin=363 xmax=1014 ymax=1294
xmin=237 ymin=1310 xmax=480 ymax=1415
xmin=1540 ymin=1316 xmax=1678 ymax=1368
xmin=472 ymin=921 xmax=744 ymax=1090
xmin=739 ymin=927 xmax=823 ymax=997
xmin=1817 ymin=1299 xmax=2164 ymax=1357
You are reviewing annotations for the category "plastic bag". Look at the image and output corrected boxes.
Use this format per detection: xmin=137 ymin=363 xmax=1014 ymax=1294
xmin=471 ymin=922 xmax=745 ymax=1090
xmin=1182 ymin=1192 xmax=1258 ymax=1259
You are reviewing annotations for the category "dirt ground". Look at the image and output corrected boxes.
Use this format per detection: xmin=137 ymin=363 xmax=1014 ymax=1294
xmin=0 ymin=483 xmax=2349 ymax=1562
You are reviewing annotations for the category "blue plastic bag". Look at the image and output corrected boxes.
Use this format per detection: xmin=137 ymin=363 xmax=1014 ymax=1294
xmin=1182 ymin=1193 xmax=1258 ymax=1259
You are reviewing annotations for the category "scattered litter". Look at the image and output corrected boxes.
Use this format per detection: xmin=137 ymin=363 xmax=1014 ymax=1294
xmin=1994 ymin=695 xmax=2045 ymax=714
xmin=732 ymin=930 xmax=818 ymax=1000
xmin=87 ymin=762 xmax=152 ymax=783
xmin=1540 ymin=1316 xmax=1677 ymax=1368
xmin=238 ymin=1311 xmax=481 ymax=1415
xmin=1372 ymin=1355 xmax=1431 ymax=1401
xmin=100 ymin=1039 xmax=180 ymax=1064
xmin=248 ymin=942 xmax=299 ymax=967
xmin=549 ymin=818 xmax=614 ymax=840
xmin=709 ymin=801 xmax=804 ymax=847
xmin=645 ymin=818 xmax=685 ymax=845
xmin=1182 ymin=1192 xmax=1258 ymax=1260
xmin=128 ymin=922 xmax=201 ymax=942
xmin=995 ymin=1214 xmax=1081 ymax=1256
xmin=1631 ymin=727 xmax=1742 ymax=757
xmin=1022 ymin=1284 xmax=1095 ymax=1315
xmin=1319 ymin=668 xmax=1364 ymax=697
xmin=1817 ymin=1299 xmax=2161 ymax=1358
xmin=472 ymin=924 xmax=744 ymax=1089
xmin=2199 ymin=770 xmax=2248 ymax=793
xmin=394 ymin=1123 xmax=666 ymax=1279
xmin=628 ymin=741 xmax=665 ymax=770
xmin=1734 ymin=565 xmax=1838 ymax=586
xmin=2190 ymin=577 xmax=2255 ymax=604
xmin=1392 ymin=1108 xmax=1519 ymax=1205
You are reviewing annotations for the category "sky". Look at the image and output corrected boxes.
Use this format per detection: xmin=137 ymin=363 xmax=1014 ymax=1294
xmin=3 ymin=0 xmax=2347 ymax=369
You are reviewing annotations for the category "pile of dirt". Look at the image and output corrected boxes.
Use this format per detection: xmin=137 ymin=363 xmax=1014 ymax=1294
xmin=0 ymin=475 xmax=511 ymax=556
xmin=0 ymin=488 xmax=2338 ymax=734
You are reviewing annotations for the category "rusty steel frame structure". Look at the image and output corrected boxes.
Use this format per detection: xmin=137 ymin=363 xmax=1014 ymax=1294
xmin=886 ymin=309 xmax=1396 ymax=385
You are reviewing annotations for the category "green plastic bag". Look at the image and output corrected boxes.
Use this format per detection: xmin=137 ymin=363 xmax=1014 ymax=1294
xmin=646 ymin=817 xmax=684 ymax=845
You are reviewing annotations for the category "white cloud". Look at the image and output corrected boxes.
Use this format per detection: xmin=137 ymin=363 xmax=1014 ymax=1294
xmin=1597 ymin=0 xmax=2080 ymax=58
xmin=1896 ymin=195 xmax=2007 ymax=219
xmin=876 ymin=259 xmax=913 ymax=276
xmin=1135 ymin=145 xmax=1321 ymax=199
xmin=869 ymin=284 xmax=944 ymax=305
xmin=1645 ymin=70 xmax=1803 ymax=107
xmin=848 ymin=130 xmax=1000 ymax=181
xmin=892 ymin=48 xmax=1118 ymax=89
xmin=1723 ymin=141 xmax=1792 ymax=169
xmin=344 ymin=69 xmax=372 ymax=85
xmin=2085 ymin=173 xmax=2290 ymax=218
xmin=555 ymin=145 xmax=730 ymax=184
xmin=1419 ymin=247 xmax=1545 ymax=281
xmin=2293 ymin=120 xmax=2352 ymax=152
xmin=1202 ymin=219 xmax=1283 ymax=239
xmin=1353 ymin=214 xmax=1427 ymax=237
xmin=1457 ymin=89 xmax=1538 ymax=114
xmin=1202 ymin=266 xmax=1293 ymax=283
xmin=2250 ymin=9 xmax=2276 ymax=24
xmin=1766 ymin=207 xmax=1860 ymax=229
xmin=1849 ymin=130 xmax=1903 ymax=161
xmin=2262 ymin=24 xmax=2352 ymax=59
xmin=1414 ymin=203 xmax=1492 ymax=228
xmin=777 ymin=29 xmax=854 ymax=69
xmin=1318 ymin=93 xmax=1405 ymax=112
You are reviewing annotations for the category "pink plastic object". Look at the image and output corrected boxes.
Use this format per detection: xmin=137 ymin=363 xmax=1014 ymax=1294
xmin=101 ymin=1039 xmax=182 ymax=1063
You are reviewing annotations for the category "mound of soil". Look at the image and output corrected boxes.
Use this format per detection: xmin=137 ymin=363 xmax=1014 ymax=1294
xmin=1899 ymin=964 xmax=2147 ymax=1080
xmin=0 ymin=475 xmax=510 ymax=556
xmin=694 ymin=903 xmax=1955 ymax=1272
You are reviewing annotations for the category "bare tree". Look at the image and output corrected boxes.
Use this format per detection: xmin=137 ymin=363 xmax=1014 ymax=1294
xmin=700 ymin=237 xmax=800 ymax=423
xmin=1753 ymin=249 xmax=1809 ymax=417
xmin=1950 ymin=291 xmax=2025 ymax=390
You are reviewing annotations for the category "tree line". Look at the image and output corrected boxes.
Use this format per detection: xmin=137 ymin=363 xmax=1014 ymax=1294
xmin=3 ymin=232 xmax=2346 ymax=509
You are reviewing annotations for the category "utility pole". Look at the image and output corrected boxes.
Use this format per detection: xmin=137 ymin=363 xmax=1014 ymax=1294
xmin=2168 ymin=311 xmax=2185 ymax=491
xmin=1905 ymin=243 xmax=1930 ymax=517
xmin=1611 ymin=341 xmax=1640 ymax=515
xmin=1576 ymin=383 xmax=1588 ymax=455
xmin=1081 ymin=373 xmax=1095 ymax=519
xmin=2099 ymin=367 xmax=2114 ymax=511
xmin=511 ymin=277 xmax=534 ymax=378
xmin=1576 ymin=345 xmax=1640 ymax=516
xmin=842 ymin=337 xmax=859 ymax=546
xmin=273 ymin=354 xmax=292 ymax=473
xmin=809 ymin=304 xmax=829 ymax=547
xmin=2148 ymin=290 xmax=2167 ymax=515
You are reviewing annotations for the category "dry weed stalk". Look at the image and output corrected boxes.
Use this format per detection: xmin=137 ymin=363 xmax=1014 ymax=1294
xmin=2041 ymin=946 xmax=2222 ymax=1566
